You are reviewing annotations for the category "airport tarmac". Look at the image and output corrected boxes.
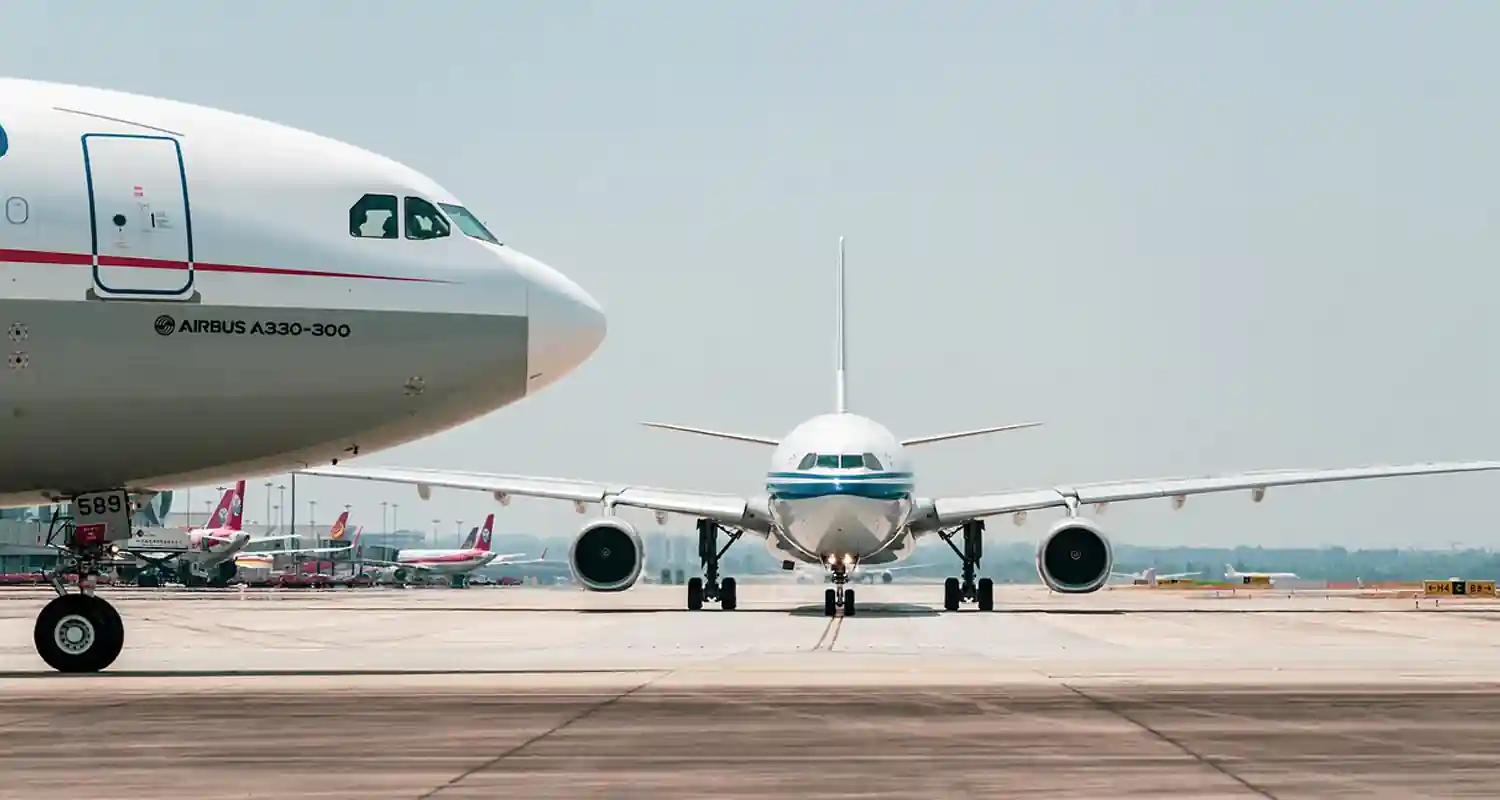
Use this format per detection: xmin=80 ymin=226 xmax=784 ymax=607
xmin=1 ymin=583 xmax=1499 ymax=798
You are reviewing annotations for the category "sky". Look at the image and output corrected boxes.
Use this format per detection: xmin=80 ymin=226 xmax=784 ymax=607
xmin=3 ymin=1 xmax=1499 ymax=548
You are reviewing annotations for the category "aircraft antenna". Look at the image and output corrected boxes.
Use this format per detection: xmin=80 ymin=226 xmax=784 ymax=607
xmin=835 ymin=236 xmax=847 ymax=414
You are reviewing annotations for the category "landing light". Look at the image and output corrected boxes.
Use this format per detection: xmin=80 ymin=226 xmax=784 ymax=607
xmin=841 ymin=554 xmax=853 ymax=566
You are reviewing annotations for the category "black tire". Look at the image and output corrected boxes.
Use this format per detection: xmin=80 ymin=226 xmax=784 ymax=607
xmin=34 ymin=594 xmax=124 ymax=673
xmin=824 ymin=588 xmax=837 ymax=617
xmin=977 ymin=577 xmax=995 ymax=612
xmin=843 ymin=588 xmax=856 ymax=617
xmin=943 ymin=577 xmax=961 ymax=611
xmin=687 ymin=577 xmax=704 ymax=611
xmin=721 ymin=577 xmax=737 ymax=611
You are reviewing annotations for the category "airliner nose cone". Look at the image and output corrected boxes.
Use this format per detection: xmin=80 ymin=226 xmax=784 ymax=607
xmin=525 ymin=260 xmax=606 ymax=395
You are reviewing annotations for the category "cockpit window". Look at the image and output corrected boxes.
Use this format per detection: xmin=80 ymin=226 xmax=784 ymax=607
xmin=404 ymin=197 xmax=451 ymax=241
xmin=437 ymin=203 xmax=501 ymax=245
xmin=839 ymin=454 xmax=864 ymax=469
xmin=350 ymin=194 xmax=398 ymax=239
xmin=796 ymin=453 xmax=817 ymax=470
xmin=815 ymin=454 xmax=840 ymax=469
xmin=862 ymin=452 xmax=885 ymax=470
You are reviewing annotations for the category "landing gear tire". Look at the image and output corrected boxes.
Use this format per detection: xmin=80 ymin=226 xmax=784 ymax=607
xmin=939 ymin=520 xmax=992 ymax=611
xmin=687 ymin=518 xmax=744 ymax=611
xmin=824 ymin=588 xmax=837 ymax=617
xmin=843 ymin=588 xmax=856 ymax=617
xmin=34 ymin=594 xmax=123 ymax=673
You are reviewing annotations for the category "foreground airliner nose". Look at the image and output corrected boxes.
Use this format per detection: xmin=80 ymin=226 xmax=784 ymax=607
xmin=523 ymin=257 xmax=606 ymax=394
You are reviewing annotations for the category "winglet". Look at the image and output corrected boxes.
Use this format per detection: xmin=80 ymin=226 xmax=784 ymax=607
xmin=899 ymin=422 xmax=1044 ymax=447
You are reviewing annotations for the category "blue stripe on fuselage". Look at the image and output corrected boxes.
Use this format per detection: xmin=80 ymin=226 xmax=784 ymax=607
xmin=765 ymin=470 xmax=914 ymax=501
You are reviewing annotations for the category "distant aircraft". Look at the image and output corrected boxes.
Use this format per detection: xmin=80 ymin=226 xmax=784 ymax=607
xmin=2 ymin=77 xmax=606 ymax=673
xmin=303 ymin=237 xmax=1500 ymax=618
xmin=122 ymin=481 xmax=345 ymax=586
xmin=354 ymin=514 xmax=543 ymax=587
xmin=1109 ymin=567 xmax=1203 ymax=587
xmin=1224 ymin=564 xmax=1300 ymax=584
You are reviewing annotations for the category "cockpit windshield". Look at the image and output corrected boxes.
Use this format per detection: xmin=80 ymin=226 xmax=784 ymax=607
xmin=437 ymin=203 xmax=501 ymax=245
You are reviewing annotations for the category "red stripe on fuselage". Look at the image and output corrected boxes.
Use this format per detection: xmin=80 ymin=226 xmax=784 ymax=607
xmin=0 ymin=247 xmax=447 ymax=283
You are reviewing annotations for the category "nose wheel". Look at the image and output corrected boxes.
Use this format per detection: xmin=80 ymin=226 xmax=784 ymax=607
xmin=938 ymin=520 xmax=995 ymax=611
xmin=823 ymin=565 xmax=856 ymax=616
xmin=685 ymin=518 xmax=742 ymax=610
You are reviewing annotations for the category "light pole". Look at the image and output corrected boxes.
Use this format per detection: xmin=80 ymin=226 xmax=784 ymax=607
xmin=202 ymin=499 xmax=211 ymax=525
xmin=455 ymin=520 xmax=464 ymax=549
xmin=277 ymin=483 xmax=286 ymax=529
xmin=381 ymin=501 xmax=389 ymax=534
xmin=391 ymin=503 xmax=399 ymax=555
xmin=431 ymin=519 xmax=440 ymax=544
xmin=309 ymin=499 xmax=317 ymax=530
xmin=263 ymin=481 xmax=273 ymax=531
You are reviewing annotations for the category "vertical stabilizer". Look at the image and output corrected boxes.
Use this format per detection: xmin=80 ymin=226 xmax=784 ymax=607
xmin=226 ymin=480 xmax=245 ymax=530
xmin=476 ymin=514 xmax=494 ymax=552
xmin=328 ymin=510 xmax=350 ymax=540
xmin=835 ymin=236 xmax=848 ymax=414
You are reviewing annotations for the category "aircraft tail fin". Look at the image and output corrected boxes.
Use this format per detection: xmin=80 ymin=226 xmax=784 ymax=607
xmin=835 ymin=236 xmax=847 ymax=414
xmin=328 ymin=510 xmax=351 ymax=540
xmin=227 ymin=480 xmax=246 ymax=530
xmin=460 ymin=526 xmax=478 ymax=549
xmin=203 ymin=485 xmax=235 ymax=529
xmin=639 ymin=422 xmax=779 ymax=445
xmin=476 ymin=514 xmax=494 ymax=552
xmin=899 ymin=422 xmax=1044 ymax=447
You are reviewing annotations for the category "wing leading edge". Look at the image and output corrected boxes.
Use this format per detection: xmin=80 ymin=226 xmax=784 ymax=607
xmin=923 ymin=460 xmax=1500 ymax=529
xmin=296 ymin=465 xmax=771 ymax=532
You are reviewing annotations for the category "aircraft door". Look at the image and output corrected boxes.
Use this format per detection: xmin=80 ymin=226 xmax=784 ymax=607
xmin=83 ymin=134 xmax=195 ymax=298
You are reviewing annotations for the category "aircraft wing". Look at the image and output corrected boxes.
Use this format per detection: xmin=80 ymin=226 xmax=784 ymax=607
xmin=298 ymin=466 xmax=770 ymax=532
xmin=926 ymin=461 xmax=1500 ymax=529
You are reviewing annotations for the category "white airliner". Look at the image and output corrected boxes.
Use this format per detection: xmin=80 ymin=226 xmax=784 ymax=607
xmin=354 ymin=513 xmax=536 ymax=586
xmin=1109 ymin=567 xmax=1203 ymax=586
xmin=1224 ymin=564 xmax=1300 ymax=583
xmin=304 ymin=242 xmax=1500 ymax=617
xmin=0 ymin=78 xmax=605 ymax=673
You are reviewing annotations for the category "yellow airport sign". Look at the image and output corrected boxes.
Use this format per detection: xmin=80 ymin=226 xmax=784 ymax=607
xmin=1424 ymin=579 xmax=1496 ymax=597
xmin=1241 ymin=575 xmax=1272 ymax=586
xmin=1155 ymin=578 xmax=1194 ymax=586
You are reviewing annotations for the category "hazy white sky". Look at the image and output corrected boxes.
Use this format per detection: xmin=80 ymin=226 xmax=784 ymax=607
xmin=5 ymin=1 xmax=1499 ymax=547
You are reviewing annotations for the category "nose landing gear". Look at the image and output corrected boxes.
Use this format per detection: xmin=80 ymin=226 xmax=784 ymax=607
xmin=33 ymin=499 xmax=131 ymax=673
xmin=823 ymin=561 xmax=856 ymax=617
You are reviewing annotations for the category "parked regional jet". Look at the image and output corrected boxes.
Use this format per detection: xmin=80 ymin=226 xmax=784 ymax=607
xmin=0 ymin=78 xmax=605 ymax=672
xmin=304 ymin=240 xmax=1500 ymax=617
xmin=228 ymin=507 xmax=360 ymax=580
xmin=355 ymin=513 xmax=536 ymax=586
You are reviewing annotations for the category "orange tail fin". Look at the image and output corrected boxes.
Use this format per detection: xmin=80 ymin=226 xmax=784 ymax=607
xmin=328 ymin=510 xmax=350 ymax=540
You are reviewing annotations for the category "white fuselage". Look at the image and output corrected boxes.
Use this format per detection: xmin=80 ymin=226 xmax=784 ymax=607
xmin=392 ymin=548 xmax=499 ymax=576
xmin=0 ymin=78 xmax=605 ymax=506
xmin=762 ymin=413 xmax=918 ymax=568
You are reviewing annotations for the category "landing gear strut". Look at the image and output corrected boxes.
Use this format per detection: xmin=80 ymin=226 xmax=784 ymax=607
xmin=939 ymin=519 xmax=994 ymax=612
xmin=35 ymin=511 xmax=126 ymax=672
xmin=823 ymin=561 xmax=856 ymax=617
xmin=686 ymin=518 xmax=742 ymax=611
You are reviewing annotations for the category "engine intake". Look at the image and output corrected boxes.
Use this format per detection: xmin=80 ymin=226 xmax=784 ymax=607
xmin=1036 ymin=517 xmax=1112 ymax=594
xmin=569 ymin=518 xmax=644 ymax=592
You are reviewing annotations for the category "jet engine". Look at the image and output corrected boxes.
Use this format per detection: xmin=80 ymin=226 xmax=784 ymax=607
xmin=568 ymin=518 xmax=645 ymax=592
xmin=1035 ymin=517 xmax=1113 ymax=594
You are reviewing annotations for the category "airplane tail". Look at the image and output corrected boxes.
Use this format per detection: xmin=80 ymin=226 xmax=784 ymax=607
xmin=204 ymin=485 xmax=234 ymax=529
xmin=835 ymin=236 xmax=847 ymax=414
xmin=328 ymin=510 xmax=351 ymax=540
xmin=226 ymin=480 xmax=245 ymax=530
xmin=460 ymin=526 xmax=478 ymax=550
xmin=475 ymin=514 xmax=494 ymax=552
xmin=1225 ymin=563 xmax=1239 ymax=578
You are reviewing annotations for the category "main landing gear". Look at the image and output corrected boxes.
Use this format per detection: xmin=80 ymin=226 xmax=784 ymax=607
xmin=686 ymin=518 xmax=742 ymax=611
xmin=938 ymin=519 xmax=994 ymax=612
xmin=34 ymin=513 xmax=125 ymax=673
xmin=823 ymin=561 xmax=856 ymax=617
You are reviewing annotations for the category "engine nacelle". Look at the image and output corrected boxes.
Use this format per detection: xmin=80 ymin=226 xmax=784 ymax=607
xmin=568 ymin=518 xmax=645 ymax=592
xmin=1035 ymin=517 xmax=1113 ymax=594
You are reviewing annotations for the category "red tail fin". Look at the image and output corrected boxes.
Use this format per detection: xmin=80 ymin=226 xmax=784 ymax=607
xmin=476 ymin=514 xmax=494 ymax=552
xmin=328 ymin=510 xmax=350 ymax=540
xmin=225 ymin=480 xmax=245 ymax=530
xmin=205 ymin=483 xmax=235 ymax=529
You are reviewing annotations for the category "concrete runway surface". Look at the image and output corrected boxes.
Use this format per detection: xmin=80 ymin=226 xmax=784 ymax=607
xmin=1 ymin=583 xmax=1499 ymax=799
